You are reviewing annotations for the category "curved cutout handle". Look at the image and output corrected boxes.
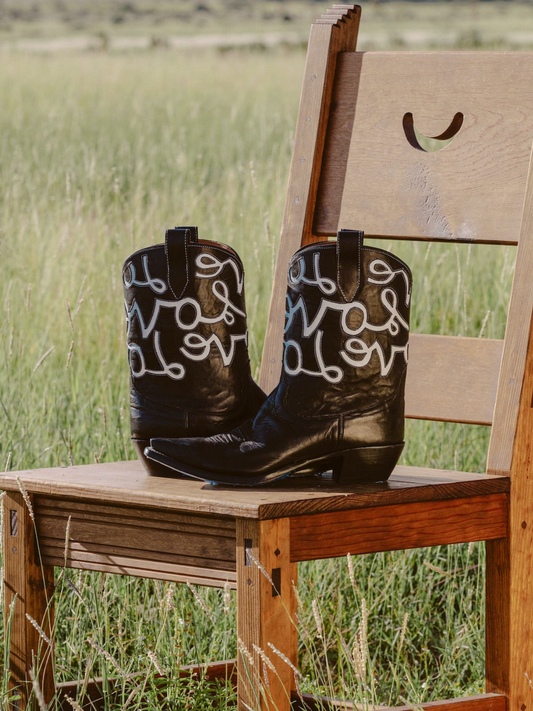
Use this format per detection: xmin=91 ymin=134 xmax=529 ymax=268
xmin=403 ymin=112 xmax=464 ymax=152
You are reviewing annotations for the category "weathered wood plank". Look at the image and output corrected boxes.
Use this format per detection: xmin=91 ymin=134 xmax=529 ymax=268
xmin=259 ymin=6 xmax=360 ymax=395
xmin=34 ymin=496 xmax=236 ymax=531
xmin=40 ymin=537 xmax=235 ymax=572
xmin=290 ymin=494 xmax=507 ymax=561
xmin=237 ymin=519 xmax=297 ymax=711
xmin=488 ymin=147 xmax=533 ymax=476
xmin=485 ymin=537 xmax=510 ymax=696
xmin=0 ymin=465 xmax=509 ymax=521
xmin=35 ymin=506 xmax=235 ymax=544
xmin=3 ymin=491 xmax=55 ymax=708
xmin=291 ymin=692 xmax=506 ymax=711
xmin=406 ymin=334 xmax=502 ymax=425
xmin=315 ymin=51 xmax=533 ymax=244
xmin=487 ymin=309 xmax=533 ymax=702
xmin=44 ymin=554 xmax=235 ymax=588
xmin=36 ymin=514 xmax=236 ymax=563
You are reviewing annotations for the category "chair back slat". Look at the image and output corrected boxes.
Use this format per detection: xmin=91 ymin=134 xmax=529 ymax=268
xmin=314 ymin=51 xmax=533 ymax=244
xmin=406 ymin=334 xmax=503 ymax=425
xmin=261 ymin=11 xmax=533 ymax=472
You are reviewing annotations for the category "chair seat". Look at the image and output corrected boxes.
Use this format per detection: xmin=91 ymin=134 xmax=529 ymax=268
xmin=0 ymin=460 xmax=509 ymax=520
xmin=1 ymin=462 xmax=508 ymax=587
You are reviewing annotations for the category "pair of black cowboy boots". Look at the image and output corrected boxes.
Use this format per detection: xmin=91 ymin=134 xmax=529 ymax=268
xmin=122 ymin=227 xmax=412 ymax=486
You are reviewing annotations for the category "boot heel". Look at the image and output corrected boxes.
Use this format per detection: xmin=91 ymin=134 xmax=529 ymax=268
xmin=133 ymin=440 xmax=185 ymax=478
xmin=333 ymin=443 xmax=404 ymax=485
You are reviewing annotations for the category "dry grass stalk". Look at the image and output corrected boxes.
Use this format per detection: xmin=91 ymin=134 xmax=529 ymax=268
xmin=424 ymin=561 xmax=451 ymax=577
xmin=29 ymin=667 xmax=48 ymax=711
xmin=66 ymin=300 xmax=75 ymax=333
xmin=16 ymin=476 xmax=35 ymax=521
xmin=63 ymin=515 xmax=72 ymax=565
xmin=247 ymin=549 xmax=274 ymax=586
xmin=398 ymin=612 xmax=409 ymax=654
xmin=123 ymin=683 xmax=142 ymax=710
xmin=186 ymin=581 xmax=215 ymax=623
xmin=352 ymin=598 xmax=368 ymax=681
xmin=26 ymin=613 xmax=54 ymax=649
xmin=64 ymin=694 xmax=83 ymax=711
xmin=237 ymin=637 xmax=254 ymax=667
xmin=87 ymin=638 xmax=125 ymax=677
xmin=347 ymin=553 xmax=359 ymax=594
xmin=312 ymin=598 xmax=323 ymax=638
xmin=66 ymin=340 xmax=74 ymax=369
xmin=252 ymin=644 xmax=277 ymax=675
xmin=223 ymin=581 xmax=231 ymax=615
xmin=267 ymin=642 xmax=301 ymax=677
xmin=262 ymin=661 xmax=270 ymax=691
xmin=147 ymin=649 xmax=165 ymax=675
xmin=162 ymin=582 xmax=175 ymax=612
xmin=32 ymin=345 xmax=55 ymax=375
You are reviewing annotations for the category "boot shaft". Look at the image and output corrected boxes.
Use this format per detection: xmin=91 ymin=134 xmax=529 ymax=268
xmin=123 ymin=227 xmax=253 ymax=415
xmin=282 ymin=230 xmax=412 ymax=418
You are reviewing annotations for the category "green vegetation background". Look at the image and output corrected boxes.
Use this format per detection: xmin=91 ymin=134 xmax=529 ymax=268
xmin=0 ymin=1 xmax=525 ymax=708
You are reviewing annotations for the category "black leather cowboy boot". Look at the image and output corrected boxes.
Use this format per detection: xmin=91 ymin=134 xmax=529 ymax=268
xmin=144 ymin=229 xmax=411 ymax=485
xmin=123 ymin=226 xmax=266 ymax=475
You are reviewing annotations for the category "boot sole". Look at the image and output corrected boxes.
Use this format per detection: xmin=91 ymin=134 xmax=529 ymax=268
xmin=143 ymin=442 xmax=404 ymax=487
xmin=134 ymin=439 xmax=186 ymax=478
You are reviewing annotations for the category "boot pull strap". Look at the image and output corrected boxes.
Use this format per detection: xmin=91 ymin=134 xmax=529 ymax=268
xmin=336 ymin=229 xmax=364 ymax=302
xmin=175 ymin=225 xmax=198 ymax=242
xmin=166 ymin=226 xmax=196 ymax=298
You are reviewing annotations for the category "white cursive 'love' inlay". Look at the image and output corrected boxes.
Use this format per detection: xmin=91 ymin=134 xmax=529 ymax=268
xmin=283 ymin=254 xmax=410 ymax=383
xmin=124 ymin=252 xmax=247 ymax=380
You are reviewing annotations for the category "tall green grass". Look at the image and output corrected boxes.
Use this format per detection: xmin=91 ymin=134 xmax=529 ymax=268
xmin=0 ymin=48 xmax=514 ymax=709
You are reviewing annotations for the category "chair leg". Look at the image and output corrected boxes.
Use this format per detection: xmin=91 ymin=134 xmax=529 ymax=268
xmin=236 ymin=518 xmax=298 ymax=711
xmin=3 ymin=491 xmax=55 ymax=710
xmin=485 ymin=536 xmax=510 ymax=699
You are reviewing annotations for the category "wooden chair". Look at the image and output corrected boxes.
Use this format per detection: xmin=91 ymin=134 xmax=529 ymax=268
xmin=3 ymin=5 xmax=533 ymax=709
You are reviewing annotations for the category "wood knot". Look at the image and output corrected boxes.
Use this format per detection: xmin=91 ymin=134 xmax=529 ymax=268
xmin=522 ymin=521 xmax=527 ymax=529
xmin=521 ymin=704 xmax=526 ymax=710
xmin=274 ymin=548 xmax=280 ymax=557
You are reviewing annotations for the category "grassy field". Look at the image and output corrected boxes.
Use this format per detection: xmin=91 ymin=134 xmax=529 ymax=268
xmin=0 ymin=27 xmax=518 ymax=711
xmin=2 ymin=0 xmax=533 ymax=50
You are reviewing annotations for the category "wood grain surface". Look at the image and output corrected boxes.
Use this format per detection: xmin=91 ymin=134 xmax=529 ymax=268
xmin=259 ymin=6 xmax=360 ymax=394
xmin=291 ymin=692 xmax=506 ymax=711
xmin=0 ymin=464 xmax=509 ymax=520
xmin=290 ymin=493 xmax=507 ymax=561
xmin=316 ymin=51 xmax=533 ymax=244
xmin=236 ymin=519 xmax=297 ymax=711
xmin=488 ymin=149 xmax=533 ymax=476
xmin=486 ymin=311 xmax=533 ymax=703
xmin=406 ymin=334 xmax=502 ymax=424
xmin=3 ymin=491 xmax=55 ymax=706
xmin=34 ymin=496 xmax=237 ymax=587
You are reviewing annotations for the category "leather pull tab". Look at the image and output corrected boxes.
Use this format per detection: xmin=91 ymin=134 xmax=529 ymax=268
xmin=166 ymin=227 xmax=192 ymax=299
xmin=336 ymin=229 xmax=364 ymax=302
xmin=175 ymin=225 xmax=198 ymax=242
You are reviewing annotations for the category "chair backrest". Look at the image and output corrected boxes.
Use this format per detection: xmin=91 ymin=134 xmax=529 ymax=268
xmin=259 ymin=4 xmax=533 ymax=477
